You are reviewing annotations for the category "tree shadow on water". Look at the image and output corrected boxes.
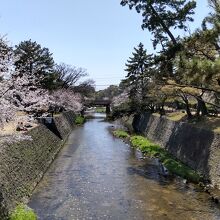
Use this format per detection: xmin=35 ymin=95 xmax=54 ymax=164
xmin=126 ymin=161 xmax=174 ymax=186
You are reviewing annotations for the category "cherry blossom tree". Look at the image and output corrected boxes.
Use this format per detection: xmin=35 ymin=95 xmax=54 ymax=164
xmin=111 ymin=90 xmax=130 ymax=118
xmin=0 ymin=38 xmax=52 ymax=129
xmin=0 ymin=38 xmax=16 ymax=128
xmin=10 ymin=73 xmax=51 ymax=113
xmin=0 ymin=37 xmax=84 ymax=131
xmin=51 ymin=89 xmax=82 ymax=113
xmin=112 ymin=90 xmax=129 ymax=107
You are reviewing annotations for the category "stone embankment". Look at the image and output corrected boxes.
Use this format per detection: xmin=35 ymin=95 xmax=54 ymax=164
xmin=120 ymin=113 xmax=220 ymax=188
xmin=0 ymin=111 xmax=76 ymax=219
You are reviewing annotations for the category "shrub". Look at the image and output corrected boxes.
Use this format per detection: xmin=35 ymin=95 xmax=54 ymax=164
xmin=111 ymin=102 xmax=132 ymax=119
xmin=130 ymin=136 xmax=160 ymax=153
xmin=75 ymin=115 xmax=86 ymax=125
xmin=10 ymin=204 xmax=37 ymax=220
xmin=113 ymin=130 xmax=130 ymax=138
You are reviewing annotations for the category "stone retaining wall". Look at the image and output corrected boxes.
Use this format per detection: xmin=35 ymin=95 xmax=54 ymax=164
xmin=0 ymin=111 xmax=76 ymax=219
xmin=121 ymin=113 xmax=220 ymax=188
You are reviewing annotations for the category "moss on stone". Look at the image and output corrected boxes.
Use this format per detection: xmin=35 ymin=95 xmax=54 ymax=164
xmin=163 ymin=158 xmax=201 ymax=183
xmin=9 ymin=204 xmax=37 ymax=220
xmin=113 ymin=131 xmax=202 ymax=183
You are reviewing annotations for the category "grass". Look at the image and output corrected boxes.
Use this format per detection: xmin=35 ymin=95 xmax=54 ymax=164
xmin=130 ymin=136 xmax=161 ymax=155
xmin=163 ymin=159 xmax=201 ymax=183
xmin=189 ymin=116 xmax=220 ymax=134
xmin=74 ymin=115 xmax=86 ymax=125
xmin=154 ymin=111 xmax=220 ymax=134
xmin=214 ymin=127 xmax=220 ymax=133
xmin=113 ymin=130 xmax=130 ymax=138
xmin=153 ymin=111 xmax=186 ymax=121
xmin=130 ymin=135 xmax=202 ymax=183
xmin=166 ymin=111 xmax=187 ymax=121
xmin=113 ymin=129 xmax=202 ymax=183
xmin=95 ymin=107 xmax=106 ymax=113
xmin=9 ymin=204 xmax=37 ymax=220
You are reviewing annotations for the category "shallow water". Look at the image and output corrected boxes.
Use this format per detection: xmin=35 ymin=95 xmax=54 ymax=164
xmin=29 ymin=114 xmax=220 ymax=220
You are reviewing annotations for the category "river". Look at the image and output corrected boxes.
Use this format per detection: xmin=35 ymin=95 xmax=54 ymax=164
xmin=29 ymin=113 xmax=220 ymax=220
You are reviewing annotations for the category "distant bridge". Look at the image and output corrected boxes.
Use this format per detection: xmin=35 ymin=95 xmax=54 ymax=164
xmin=85 ymin=99 xmax=112 ymax=114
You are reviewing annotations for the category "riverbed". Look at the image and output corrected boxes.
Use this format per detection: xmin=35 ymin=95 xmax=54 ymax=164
xmin=29 ymin=114 xmax=220 ymax=220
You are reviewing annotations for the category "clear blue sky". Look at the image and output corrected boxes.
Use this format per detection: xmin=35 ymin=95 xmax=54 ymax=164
xmin=0 ymin=0 xmax=210 ymax=90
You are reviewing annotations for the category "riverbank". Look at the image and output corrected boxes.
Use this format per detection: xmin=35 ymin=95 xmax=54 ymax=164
xmin=28 ymin=114 xmax=220 ymax=219
xmin=0 ymin=111 xmax=76 ymax=219
xmin=117 ymin=113 xmax=220 ymax=189
xmin=112 ymin=129 xmax=202 ymax=183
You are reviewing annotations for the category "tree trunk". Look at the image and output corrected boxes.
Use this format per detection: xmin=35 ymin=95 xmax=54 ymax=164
xmin=148 ymin=4 xmax=177 ymax=45
xmin=159 ymin=106 xmax=165 ymax=117
xmin=185 ymin=102 xmax=192 ymax=119
xmin=180 ymin=94 xmax=192 ymax=119
xmin=106 ymin=105 xmax=111 ymax=115
xmin=196 ymin=97 xmax=208 ymax=116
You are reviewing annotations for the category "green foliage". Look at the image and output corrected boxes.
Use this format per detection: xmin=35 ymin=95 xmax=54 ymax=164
xmin=14 ymin=39 xmax=54 ymax=88
xmin=73 ymin=79 xmax=96 ymax=97
xmin=117 ymin=0 xmax=220 ymax=118
xmin=95 ymin=107 xmax=106 ymax=113
xmin=120 ymin=0 xmax=196 ymax=48
xmin=130 ymin=135 xmax=202 ymax=183
xmin=75 ymin=115 xmax=86 ymax=125
xmin=113 ymin=131 xmax=202 ymax=182
xmin=163 ymin=111 xmax=186 ymax=121
xmin=177 ymin=52 xmax=220 ymax=90
xmin=113 ymin=130 xmax=130 ymax=138
xmin=125 ymin=43 xmax=153 ymax=79
xmin=123 ymin=43 xmax=157 ymax=113
xmin=163 ymin=158 xmax=201 ymax=183
xmin=130 ymin=136 xmax=161 ymax=154
xmin=95 ymin=85 xmax=121 ymax=100
xmin=111 ymin=102 xmax=132 ymax=119
xmin=202 ymin=0 xmax=220 ymax=55
xmin=10 ymin=204 xmax=37 ymax=220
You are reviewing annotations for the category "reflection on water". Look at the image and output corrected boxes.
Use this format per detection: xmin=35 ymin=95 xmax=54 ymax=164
xmin=86 ymin=111 xmax=107 ymax=118
xmin=29 ymin=114 xmax=220 ymax=220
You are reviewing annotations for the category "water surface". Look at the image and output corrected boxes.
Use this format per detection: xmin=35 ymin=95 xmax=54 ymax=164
xmin=29 ymin=114 xmax=220 ymax=220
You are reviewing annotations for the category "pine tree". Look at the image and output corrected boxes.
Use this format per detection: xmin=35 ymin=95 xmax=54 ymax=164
xmin=124 ymin=43 xmax=154 ymax=111
xmin=120 ymin=0 xmax=196 ymax=49
xmin=14 ymin=40 xmax=54 ymax=88
xmin=202 ymin=0 xmax=220 ymax=55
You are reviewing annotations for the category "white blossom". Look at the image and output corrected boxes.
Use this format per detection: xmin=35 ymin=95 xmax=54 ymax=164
xmin=0 ymin=37 xmax=83 ymax=131
xmin=112 ymin=90 xmax=129 ymax=107
xmin=51 ymin=89 xmax=82 ymax=113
